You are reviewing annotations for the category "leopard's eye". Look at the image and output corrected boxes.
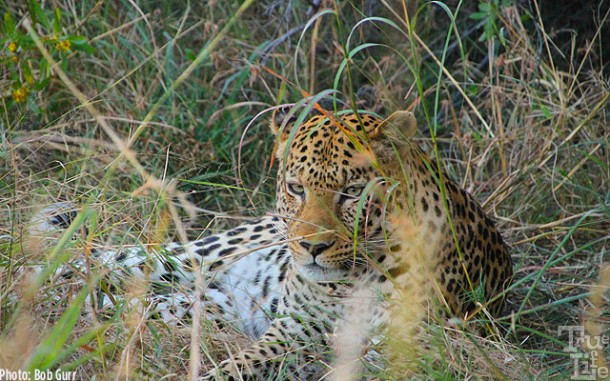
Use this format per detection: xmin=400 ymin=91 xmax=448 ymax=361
xmin=287 ymin=183 xmax=305 ymax=197
xmin=343 ymin=185 xmax=366 ymax=199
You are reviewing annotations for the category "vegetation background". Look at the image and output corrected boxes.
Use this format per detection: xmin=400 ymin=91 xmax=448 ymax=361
xmin=0 ymin=0 xmax=608 ymax=379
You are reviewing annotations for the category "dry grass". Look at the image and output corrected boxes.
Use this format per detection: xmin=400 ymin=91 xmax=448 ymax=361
xmin=1 ymin=0 xmax=608 ymax=379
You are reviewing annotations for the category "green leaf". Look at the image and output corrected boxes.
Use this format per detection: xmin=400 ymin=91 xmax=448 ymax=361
xmin=22 ymin=62 xmax=35 ymax=85
xmin=38 ymin=321 xmax=109 ymax=370
xmin=9 ymin=67 xmax=19 ymax=82
xmin=499 ymin=27 xmax=507 ymax=46
xmin=15 ymin=34 xmax=35 ymax=50
xmin=24 ymin=287 xmax=89 ymax=370
xmin=467 ymin=84 xmax=479 ymax=97
xmin=33 ymin=76 xmax=51 ymax=91
xmin=53 ymin=8 xmax=62 ymax=36
xmin=3 ymin=12 xmax=16 ymax=37
xmin=540 ymin=104 xmax=552 ymax=119
xmin=28 ymin=0 xmax=50 ymax=29
xmin=479 ymin=2 xmax=491 ymax=12
xmin=67 ymin=35 xmax=95 ymax=54
xmin=67 ymin=35 xmax=87 ymax=45
xmin=469 ymin=11 xmax=486 ymax=20
xmin=185 ymin=48 xmax=197 ymax=61
xmin=37 ymin=58 xmax=51 ymax=83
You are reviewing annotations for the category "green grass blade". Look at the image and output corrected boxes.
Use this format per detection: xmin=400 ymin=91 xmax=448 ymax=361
xmin=24 ymin=286 xmax=90 ymax=370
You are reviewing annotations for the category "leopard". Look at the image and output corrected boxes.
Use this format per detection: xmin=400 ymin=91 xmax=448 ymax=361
xmin=200 ymin=108 xmax=512 ymax=380
xmin=30 ymin=108 xmax=512 ymax=380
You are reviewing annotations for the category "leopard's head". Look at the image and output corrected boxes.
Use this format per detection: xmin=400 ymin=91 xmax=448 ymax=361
xmin=270 ymin=108 xmax=418 ymax=282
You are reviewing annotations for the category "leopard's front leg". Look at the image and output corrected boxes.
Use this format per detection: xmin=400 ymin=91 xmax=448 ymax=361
xmin=203 ymin=274 xmax=342 ymax=380
xmin=202 ymin=314 xmax=331 ymax=380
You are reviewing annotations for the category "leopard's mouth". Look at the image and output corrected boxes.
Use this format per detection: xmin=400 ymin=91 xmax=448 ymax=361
xmin=296 ymin=262 xmax=352 ymax=282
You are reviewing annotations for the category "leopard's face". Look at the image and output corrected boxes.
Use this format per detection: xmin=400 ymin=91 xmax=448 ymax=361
xmin=269 ymin=108 xmax=512 ymax=317
xmin=272 ymin=112 xmax=398 ymax=282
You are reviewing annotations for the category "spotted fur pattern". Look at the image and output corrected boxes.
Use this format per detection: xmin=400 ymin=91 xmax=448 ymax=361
xmin=31 ymin=204 xmax=287 ymax=340
xmin=34 ymin=109 xmax=512 ymax=380
xmin=202 ymin=109 xmax=512 ymax=380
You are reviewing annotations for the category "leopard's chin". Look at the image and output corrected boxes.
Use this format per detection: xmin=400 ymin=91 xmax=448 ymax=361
xmin=296 ymin=263 xmax=351 ymax=282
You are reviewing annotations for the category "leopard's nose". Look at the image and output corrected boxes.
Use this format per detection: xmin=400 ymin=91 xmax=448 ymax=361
xmin=299 ymin=241 xmax=333 ymax=258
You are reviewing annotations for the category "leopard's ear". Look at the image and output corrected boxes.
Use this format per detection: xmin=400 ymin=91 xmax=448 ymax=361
xmin=269 ymin=105 xmax=298 ymax=142
xmin=370 ymin=111 xmax=418 ymax=141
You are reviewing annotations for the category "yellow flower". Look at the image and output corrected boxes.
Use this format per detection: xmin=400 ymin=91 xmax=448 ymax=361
xmin=12 ymin=86 xmax=29 ymax=103
xmin=55 ymin=40 xmax=71 ymax=52
xmin=8 ymin=41 xmax=17 ymax=53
